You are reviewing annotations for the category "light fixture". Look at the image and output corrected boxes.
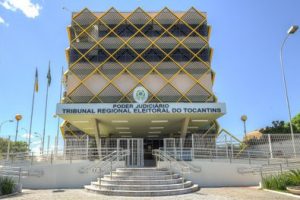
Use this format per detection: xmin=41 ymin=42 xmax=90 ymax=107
xmin=188 ymin=126 xmax=198 ymax=129
xmin=119 ymin=131 xmax=132 ymax=134
xmin=112 ymin=120 xmax=128 ymax=123
xmin=116 ymin=127 xmax=130 ymax=130
xmin=151 ymin=120 xmax=168 ymax=123
xmin=192 ymin=120 xmax=209 ymax=123
xmin=149 ymin=127 xmax=164 ymax=130
xmin=121 ymin=135 xmax=132 ymax=138
xmin=147 ymin=135 xmax=159 ymax=138
xmin=73 ymin=120 xmax=89 ymax=124
xmin=148 ymin=131 xmax=161 ymax=134
xmin=287 ymin=25 xmax=299 ymax=34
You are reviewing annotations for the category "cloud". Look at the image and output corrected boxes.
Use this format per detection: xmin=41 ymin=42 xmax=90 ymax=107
xmin=21 ymin=133 xmax=30 ymax=139
xmin=0 ymin=16 xmax=9 ymax=26
xmin=0 ymin=0 xmax=42 ymax=18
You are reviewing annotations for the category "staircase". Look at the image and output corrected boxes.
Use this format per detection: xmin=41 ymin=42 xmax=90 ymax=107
xmin=85 ymin=167 xmax=199 ymax=196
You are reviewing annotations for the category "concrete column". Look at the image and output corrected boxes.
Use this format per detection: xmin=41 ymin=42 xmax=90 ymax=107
xmin=92 ymin=119 xmax=101 ymax=159
xmin=268 ymin=134 xmax=273 ymax=159
xmin=180 ymin=117 xmax=190 ymax=139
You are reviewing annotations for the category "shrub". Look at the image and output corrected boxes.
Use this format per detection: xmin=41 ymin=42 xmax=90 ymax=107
xmin=262 ymin=170 xmax=300 ymax=191
xmin=0 ymin=177 xmax=15 ymax=195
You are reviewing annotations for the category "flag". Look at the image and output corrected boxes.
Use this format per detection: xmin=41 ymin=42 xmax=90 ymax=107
xmin=34 ymin=68 xmax=39 ymax=92
xmin=47 ymin=61 xmax=51 ymax=86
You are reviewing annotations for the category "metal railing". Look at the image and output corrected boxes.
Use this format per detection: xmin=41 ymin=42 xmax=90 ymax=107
xmin=78 ymin=149 xmax=129 ymax=176
xmin=0 ymin=165 xmax=43 ymax=184
xmin=0 ymin=148 xmax=119 ymax=167
xmin=152 ymin=149 xmax=201 ymax=188
xmin=238 ymin=157 xmax=300 ymax=175
xmin=162 ymin=146 xmax=300 ymax=165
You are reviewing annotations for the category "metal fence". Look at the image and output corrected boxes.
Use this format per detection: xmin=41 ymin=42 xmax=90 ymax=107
xmin=2 ymin=133 xmax=300 ymax=167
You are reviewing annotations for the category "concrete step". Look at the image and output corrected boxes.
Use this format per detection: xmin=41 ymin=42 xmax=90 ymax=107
xmin=116 ymin=168 xmax=168 ymax=172
xmin=91 ymin=181 xmax=192 ymax=191
xmin=111 ymin=170 xmax=172 ymax=176
xmin=85 ymin=184 xmax=199 ymax=196
xmin=99 ymin=177 xmax=184 ymax=185
xmin=103 ymin=174 xmax=180 ymax=180
xmin=85 ymin=167 xmax=199 ymax=196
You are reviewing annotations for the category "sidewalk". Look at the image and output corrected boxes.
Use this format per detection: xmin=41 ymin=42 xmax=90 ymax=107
xmin=5 ymin=187 xmax=298 ymax=200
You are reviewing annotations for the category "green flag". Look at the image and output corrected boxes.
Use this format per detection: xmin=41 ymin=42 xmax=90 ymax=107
xmin=47 ymin=61 xmax=51 ymax=86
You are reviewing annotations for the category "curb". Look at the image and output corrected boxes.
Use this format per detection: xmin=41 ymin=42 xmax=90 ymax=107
xmin=0 ymin=192 xmax=21 ymax=199
xmin=263 ymin=189 xmax=300 ymax=199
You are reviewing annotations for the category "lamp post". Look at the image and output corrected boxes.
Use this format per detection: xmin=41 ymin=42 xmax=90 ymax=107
xmin=241 ymin=115 xmax=248 ymax=137
xmin=14 ymin=114 xmax=22 ymax=142
xmin=0 ymin=119 xmax=14 ymax=134
xmin=280 ymin=25 xmax=298 ymax=157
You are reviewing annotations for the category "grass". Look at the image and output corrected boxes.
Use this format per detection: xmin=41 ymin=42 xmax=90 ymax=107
xmin=0 ymin=177 xmax=16 ymax=195
xmin=262 ymin=169 xmax=300 ymax=191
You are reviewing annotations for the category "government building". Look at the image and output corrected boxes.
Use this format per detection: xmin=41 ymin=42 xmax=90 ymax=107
xmin=56 ymin=7 xmax=226 ymax=167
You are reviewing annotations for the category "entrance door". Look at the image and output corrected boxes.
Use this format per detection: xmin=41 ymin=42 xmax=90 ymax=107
xmin=144 ymin=139 xmax=163 ymax=166
xmin=117 ymin=138 xmax=144 ymax=167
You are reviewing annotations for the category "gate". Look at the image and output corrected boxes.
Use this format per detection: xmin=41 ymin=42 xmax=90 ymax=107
xmin=117 ymin=138 xmax=144 ymax=167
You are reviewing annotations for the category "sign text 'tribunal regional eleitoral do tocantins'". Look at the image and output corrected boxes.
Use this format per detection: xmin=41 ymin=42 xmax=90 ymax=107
xmin=57 ymin=103 xmax=226 ymax=115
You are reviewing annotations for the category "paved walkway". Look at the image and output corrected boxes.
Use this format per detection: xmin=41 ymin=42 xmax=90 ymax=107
xmin=6 ymin=187 xmax=298 ymax=200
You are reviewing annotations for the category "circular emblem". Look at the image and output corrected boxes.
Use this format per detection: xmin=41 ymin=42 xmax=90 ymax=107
xmin=133 ymin=86 xmax=148 ymax=103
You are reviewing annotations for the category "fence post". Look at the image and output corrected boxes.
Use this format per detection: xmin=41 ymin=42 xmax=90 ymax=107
xmin=280 ymin=164 xmax=283 ymax=174
xmin=18 ymin=168 xmax=21 ymax=184
xmin=70 ymin=151 xmax=72 ymax=164
xmin=51 ymin=151 xmax=53 ymax=165
xmin=260 ymin=168 xmax=263 ymax=184
xmin=110 ymin=160 xmax=113 ymax=180
xmin=31 ymin=152 xmax=34 ymax=166
xmin=248 ymin=150 xmax=251 ymax=165
xmin=225 ymin=135 xmax=229 ymax=158
xmin=6 ymin=136 xmax=10 ymax=161
xmin=180 ymin=138 xmax=183 ymax=160
xmin=86 ymin=135 xmax=89 ymax=160
xmin=230 ymin=137 xmax=234 ymax=158
xmin=63 ymin=139 xmax=66 ymax=161
xmin=268 ymin=134 xmax=273 ymax=159
xmin=210 ymin=149 xmax=213 ymax=162
xmin=191 ymin=134 xmax=194 ymax=161
xmin=99 ymin=168 xmax=102 ymax=188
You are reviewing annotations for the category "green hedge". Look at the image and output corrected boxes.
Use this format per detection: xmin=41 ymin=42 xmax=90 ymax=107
xmin=0 ymin=177 xmax=15 ymax=195
xmin=262 ymin=170 xmax=300 ymax=191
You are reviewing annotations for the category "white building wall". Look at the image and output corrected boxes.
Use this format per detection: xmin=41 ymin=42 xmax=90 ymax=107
xmin=21 ymin=160 xmax=260 ymax=189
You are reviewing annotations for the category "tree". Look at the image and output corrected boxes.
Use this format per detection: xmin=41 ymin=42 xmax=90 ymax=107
xmin=260 ymin=114 xmax=300 ymax=134
xmin=0 ymin=137 xmax=28 ymax=155
xmin=292 ymin=113 xmax=300 ymax=133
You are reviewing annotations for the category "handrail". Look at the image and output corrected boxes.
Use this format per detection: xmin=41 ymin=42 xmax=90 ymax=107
xmin=153 ymin=149 xmax=201 ymax=189
xmin=153 ymin=149 xmax=201 ymax=186
xmin=0 ymin=165 xmax=44 ymax=181
xmin=78 ymin=149 xmax=129 ymax=174
xmin=0 ymin=148 xmax=119 ymax=167
xmin=238 ymin=159 xmax=300 ymax=175
xmin=155 ymin=149 xmax=201 ymax=172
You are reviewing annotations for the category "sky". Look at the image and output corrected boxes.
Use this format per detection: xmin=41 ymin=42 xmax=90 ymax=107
xmin=0 ymin=0 xmax=300 ymax=150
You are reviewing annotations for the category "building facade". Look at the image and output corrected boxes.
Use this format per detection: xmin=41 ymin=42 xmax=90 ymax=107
xmin=57 ymin=7 xmax=226 ymax=166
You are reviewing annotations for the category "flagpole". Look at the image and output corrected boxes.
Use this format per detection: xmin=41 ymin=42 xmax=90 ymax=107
xmin=28 ymin=68 xmax=38 ymax=150
xmin=28 ymin=78 xmax=36 ymax=149
xmin=42 ymin=61 xmax=51 ymax=154
xmin=55 ymin=66 xmax=64 ymax=154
